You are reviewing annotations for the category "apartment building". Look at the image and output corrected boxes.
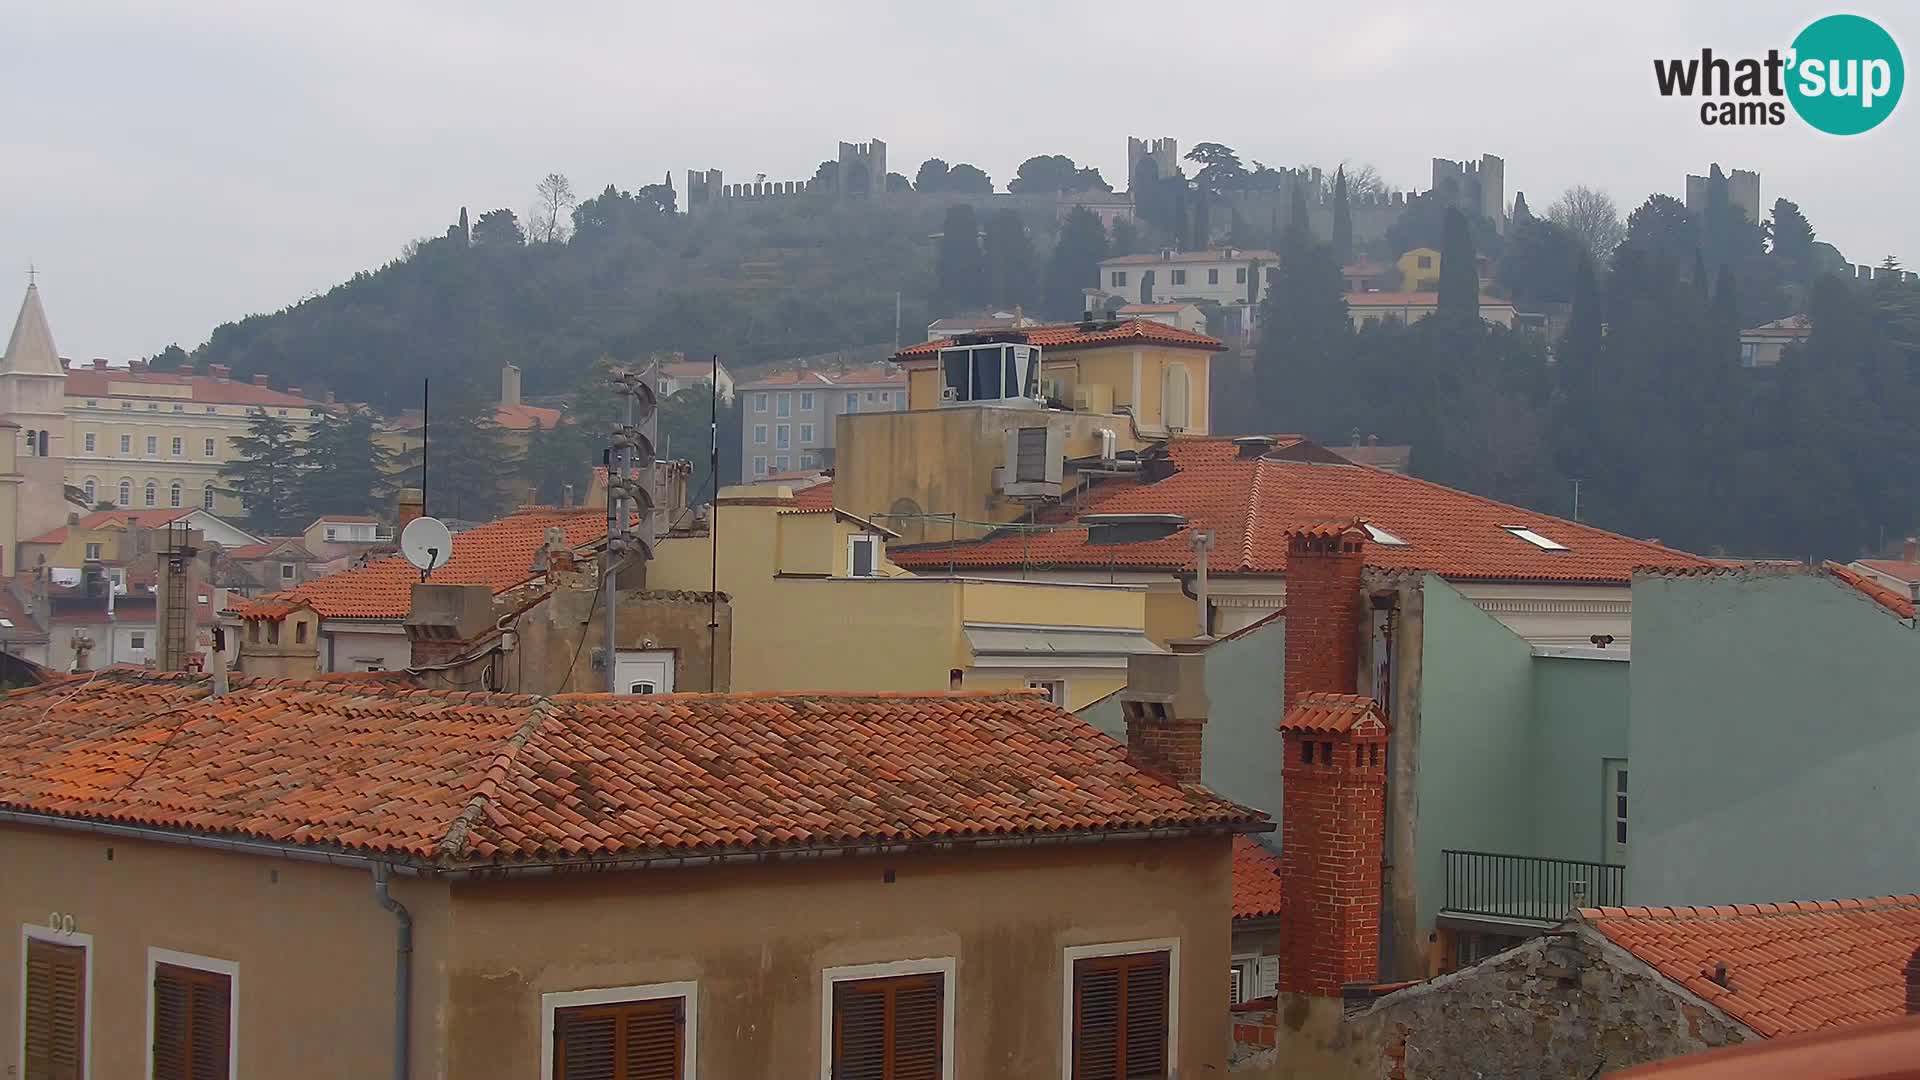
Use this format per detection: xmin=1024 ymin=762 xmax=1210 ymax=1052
xmin=1096 ymin=248 xmax=1279 ymax=309
xmin=739 ymin=366 xmax=906 ymax=477
xmin=0 ymin=670 xmax=1261 ymax=1078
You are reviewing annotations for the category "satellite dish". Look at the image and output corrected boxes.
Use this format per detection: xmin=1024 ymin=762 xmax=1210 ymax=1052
xmin=401 ymin=516 xmax=453 ymax=578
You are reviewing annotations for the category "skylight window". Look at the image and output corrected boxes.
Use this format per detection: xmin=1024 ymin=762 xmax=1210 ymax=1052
xmin=1363 ymin=523 xmax=1409 ymax=546
xmin=1504 ymin=525 xmax=1569 ymax=551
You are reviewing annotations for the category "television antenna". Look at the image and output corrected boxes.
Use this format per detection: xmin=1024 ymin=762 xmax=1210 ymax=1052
xmin=401 ymin=516 xmax=453 ymax=581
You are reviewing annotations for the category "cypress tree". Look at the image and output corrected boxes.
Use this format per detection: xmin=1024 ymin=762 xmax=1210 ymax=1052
xmin=934 ymin=205 xmax=988 ymax=314
xmin=1437 ymin=208 xmax=1479 ymax=317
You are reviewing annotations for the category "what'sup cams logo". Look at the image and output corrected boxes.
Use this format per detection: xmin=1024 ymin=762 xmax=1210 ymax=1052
xmin=1655 ymin=14 xmax=1903 ymax=134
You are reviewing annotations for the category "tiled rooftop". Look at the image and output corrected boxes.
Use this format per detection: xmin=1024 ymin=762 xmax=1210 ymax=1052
xmin=1279 ymin=693 xmax=1385 ymax=735
xmin=1853 ymin=558 xmax=1920 ymax=585
xmin=0 ymin=672 xmax=1261 ymax=868
xmin=889 ymin=437 xmax=1713 ymax=583
xmin=24 ymin=508 xmax=195 ymax=545
xmin=1825 ymin=562 xmax=1918 ymax=619
xmin=792 ymin=479 xmax=834 ymax=511
xmin=1582 ymin=896 xmax=1920 ymax=1038
xmin=1344 ymin=291 xmax=1515 ymax=307
xmin=1100 ymin=249 xmax=1280 ymax=266
xmin=234 ymin=506 xmax=611 ymax=620
xmin=894 ymin=319 xmax=1224 ymax=361
xmin=1232 ymin=836 xmax=1285 ymax=919
xmin=65 ymin=368 xmax=316 ymax=408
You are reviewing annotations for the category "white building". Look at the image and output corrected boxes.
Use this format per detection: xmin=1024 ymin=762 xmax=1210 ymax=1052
xmin=1097 ymin=248 xmax=1280 ymax=309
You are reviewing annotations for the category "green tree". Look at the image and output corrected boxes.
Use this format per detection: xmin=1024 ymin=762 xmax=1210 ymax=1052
xmin=219 ymin=412 xmax=305 ymax=534
xmin=934 ymin=205 xmax=988 ymax=314
xmin=1547 ymin=187 xmax=1625 ymax=266
xmin=1254 ymin=205 xmax=1350 ymax=428
xmin=1510 ymin=192 xmax=1533 ymax=226
xmin=1043 ymin=208 xmax=1107 ymax=320
xmin=1110 ymin=218 xmax=1141 ymax=257
xmin=406 ymin=377 xmax=512 ymax=522
xmin=148 ymin=343 xmax=190 ymax=372
xmin=471 ymin=208 xmax=525 ymax=247
xmin=295 ymin=406 xmax=396 ymax=519
xmin=915 ymin=159 xmax=950 ymax=192
xmin=1184 ymin=142 xmax=1247 ymax=194
xmin=1624 ymin=194 xmax=1698 ymax=267
xmin=1331 ymin=168 xmax=1354 ymax=266
xmin=1496 ymin=218 xmax=1586 ymax=306
xmin=1009 ymin=155 xmax=1109 ymax=194
xmin=944 ymin=163 xmax=993 ymax=194
xmin=982 ymin=210 xmax=1037 ymax=311
xmin=1437 ymin=208 xmax=1479 ymax=317
xmin=884 ymin=172 xmax=913 ymax=193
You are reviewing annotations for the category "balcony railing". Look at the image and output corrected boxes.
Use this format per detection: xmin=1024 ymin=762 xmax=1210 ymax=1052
xmin=1442 ymin=850 xmax=1625 ymax=924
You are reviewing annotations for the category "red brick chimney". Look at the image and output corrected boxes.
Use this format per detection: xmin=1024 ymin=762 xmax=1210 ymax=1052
xmin=1120 ymin=647 xmax=1208 ymax=786
xmin=251 ymin=374 xmax=271 ymax=386
xmin=1278 ymin=692 xmax=1389 ymax=998
xmin=1282 ymin=522 xmax=1368 ymax=710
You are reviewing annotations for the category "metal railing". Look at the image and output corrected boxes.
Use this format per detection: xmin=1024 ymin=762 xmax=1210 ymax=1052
xmin=1441 ymin=849 xmax=1625 ymax=923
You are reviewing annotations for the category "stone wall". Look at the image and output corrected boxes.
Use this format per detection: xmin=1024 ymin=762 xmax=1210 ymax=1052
xmin=1233 ymin=929 xmax=1750 ymax=1079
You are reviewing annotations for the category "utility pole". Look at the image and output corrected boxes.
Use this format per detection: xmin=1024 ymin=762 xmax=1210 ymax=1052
xmin=603 ymin=365 xmax=659 ymax=693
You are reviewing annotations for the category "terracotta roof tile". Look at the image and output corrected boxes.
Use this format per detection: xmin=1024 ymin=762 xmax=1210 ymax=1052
xmin=792 ymin=480 xmax=834 ymax=511
xmin=1344 ymin=291 xmax=1514 ymax=307
xmin=1279 ymin=693 xmax=1385 ymax=734
xmin=889 ymin=437 xmax=1713 ymax=583
xmin=1582 ymin=895 xmax=1920 ymax=1038
xmin=494 ymin=403 xmax=563 ymax=431
xmin=1823 ymin=562 xmax=1916 ymax=619
xmin=895 ymin=319 xmax=1224 ymax=361
xmin=64 ymin=369 xmax=316 ymax=408
xmin=0 ymin=672 xmax=1263 ymax=868
xmin=235 ymin=507 xmax=610 ymax=620
xmin=1232 ymin=836 xmax=1285 ymax=919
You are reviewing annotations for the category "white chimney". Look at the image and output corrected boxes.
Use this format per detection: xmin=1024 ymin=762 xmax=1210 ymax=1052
xmin=501 ymin=364 xmax=522 ymax=409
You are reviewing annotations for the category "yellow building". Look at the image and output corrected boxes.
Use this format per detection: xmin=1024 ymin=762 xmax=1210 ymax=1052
xmin=648 ymin=484 xmax=1160 ymax=708
xmin=1396 ymin=247 xmax=1442 ymax=291
xmin=836 ymin=318 xmax=1225 ymax=544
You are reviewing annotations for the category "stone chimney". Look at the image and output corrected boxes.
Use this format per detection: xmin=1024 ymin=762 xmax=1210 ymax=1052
xmin=1119 ymin=646 xmax=1208 ymax=786
xmin=1905 ymin=537 xmax=1917 ymax=564
xmin=1282 ymin=522 xmax=1368 ymax=711
xmin=404 ymin=583 xmax=496 ymax=670
xmin=501 ymin=364 xmax=522 ymax=409
xmin=395 ymin=487 xmax=425 ymax=531
xmin=207 ymin=364 xmax=231 ymax=381
xmin=1278 ymin=692 xmax=1389 ymax=997
xmin=127 ymin=359 xmax=146 ymax=373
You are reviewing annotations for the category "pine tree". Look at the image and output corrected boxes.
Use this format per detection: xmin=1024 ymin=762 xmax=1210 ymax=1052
xmin=934 ymin=205 xmax=988 ymax=314
xmin=982 ymin=209 xmax=1037 ymax=311
xmin=1331 ymin=167 xmax=1354 ymax=266
xmin=1510 ymin=192 xmax=1533 ymax=226
xmin=1043 ymin=208 xmax=1108 ymax=320
xmin=295 ymin=406 xmax=396 ymax=520
xmin=219 ymin=413 xmax=305 ymax=534
xmin=404 ymin=377 xmax=513 ymax=522
xmin=1437 ymin=208 xmax=1479 ymax=318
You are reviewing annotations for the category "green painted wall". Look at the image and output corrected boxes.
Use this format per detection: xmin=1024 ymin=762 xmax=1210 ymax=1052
xmin=1415 ymin=576 xmax=1536 ymax=934
xmin=1080 ymin=617 xmax=1287 ymax=826
xmin=1530 ymin=656 xmax=1629 ymax=865
xmin=1631 ymin=571 xmax=1920 ymax=905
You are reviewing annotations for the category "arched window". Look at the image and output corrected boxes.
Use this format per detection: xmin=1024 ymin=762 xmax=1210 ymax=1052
xmin=144 ymin=480 xmax=158 ymax=507
xmin=169 ymin=481 xmax=183 ymax=508
xmin=82 ymin=478 xmax=96 ymax=504
xmin=1163 ymin=362 xmax=1191 ymax=432
xmin=202 ymin=484 xmax=216 ymax=510
xmin=118 ymin=479 xmax=131 ymax=506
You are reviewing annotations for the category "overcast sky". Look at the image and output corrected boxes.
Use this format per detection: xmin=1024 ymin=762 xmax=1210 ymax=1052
xmin=5 ymin=0 xmax=1914 ymax=360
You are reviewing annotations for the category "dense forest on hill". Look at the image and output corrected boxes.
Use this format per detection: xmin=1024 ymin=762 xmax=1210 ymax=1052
xmin=172 ymin=150 xmax=1920 ymax=560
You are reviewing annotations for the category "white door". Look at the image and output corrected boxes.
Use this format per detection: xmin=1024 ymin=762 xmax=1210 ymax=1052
xmin=614 ymin=650 xmax=675 ymax=695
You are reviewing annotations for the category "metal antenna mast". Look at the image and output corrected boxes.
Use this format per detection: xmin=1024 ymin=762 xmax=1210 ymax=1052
xmin=603 ymin=364 xmax=659 ymax=693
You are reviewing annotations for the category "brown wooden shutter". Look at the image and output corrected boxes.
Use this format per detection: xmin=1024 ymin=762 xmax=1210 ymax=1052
xmin=24 ymin=939 xmax=86 ymax=1080
xmin=832 ymin=974 xmax=943 ymax=1080
xmin=152 ymin=962 xmax=231 ymax=1080
xmin=554 ymin=999 xmax=683 ymax=1080
xmin=1071 ymin=952 xmax=1169 ymax=1080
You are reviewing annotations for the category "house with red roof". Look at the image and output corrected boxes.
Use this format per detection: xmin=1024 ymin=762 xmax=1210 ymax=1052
xmin=1229 ymin=893 xmax=1920 ymax=1077
xmin=0 ymin=669 xmax=1264 ymax=1078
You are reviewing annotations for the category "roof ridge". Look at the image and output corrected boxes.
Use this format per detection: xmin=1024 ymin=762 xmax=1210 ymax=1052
xmin=436 ymin=696 xmax=559 ymax=863
xmin=1580 ymin=893 xmax=1920 ymax=921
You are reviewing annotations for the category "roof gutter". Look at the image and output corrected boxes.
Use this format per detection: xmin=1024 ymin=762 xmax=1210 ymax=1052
xmin=0 ymin=810 xmax=1269 ymax=880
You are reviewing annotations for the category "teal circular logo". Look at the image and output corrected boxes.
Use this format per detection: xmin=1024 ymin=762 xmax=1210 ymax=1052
xmin=1788 ymin=14 xmax=1903 ymax=134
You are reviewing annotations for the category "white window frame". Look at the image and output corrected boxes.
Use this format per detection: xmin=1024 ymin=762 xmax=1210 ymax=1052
xmin=754 ymin=392 xmax=768 ymax=412
xmin=83 ymin=432 xmax=96 ymax=453
xmin=1503 ymin=525 xmax=1569 ymax=551
xmin=798 ymin=423 xmax=814 ymax=445
xmin=799 ymin=453 xmax=817 ymax=470
xmin=540 ymin=980 xmax=697 ymax=1080
xmin=204 ymin=438 xmax=216 ymax=457
xmin=1059 ymin=938 xmax=1180 ymax=1080
xmin=799 ymin=392 xmax=814 ymax=412
xmin=818 ymin=957 xmax=954 ymax=1080
xmin=845 ymin=393 xmax=858 ymax=413
xmin=775 ymin=424 xmax=789 ymax=449
xmin=1026 ymin=678 xmax=1067 ymax=706
xmin=773 ymin=455 xmax=789 ymax=472
xmin=753 ymin=424 xmax=767 ymax=445
xmin=120 ymin=435 xmax=131 ymax=454
xmin=21 ymin=923 xmax=95 ymax=1080
xmin=202 ymin=485 xmax=216 ymax=510
xmin=145 ymin=947 xmax=238 ymax=1080
xmin=752 ymin=456 xmax=767 ymax=478
xmin=146 ymin=436 xmax=158 ymax=456
xmin=171 ymin=437 xmax=184 ymax=457
xmin=776 ymin=393 xmax=792 ymax=418
xmin=847 ymin=534 xmax=879 ymax=577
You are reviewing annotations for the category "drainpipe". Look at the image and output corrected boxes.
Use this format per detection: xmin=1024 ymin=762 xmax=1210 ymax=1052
xmin=371 ymin=863 xmax=412 ymax=1080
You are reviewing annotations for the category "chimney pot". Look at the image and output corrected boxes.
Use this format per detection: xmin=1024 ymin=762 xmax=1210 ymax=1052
xmin=1120 ymin=651 xmax=1208 ymax=786
xmin=127 ymin=360 xmax=146 ymax=373
xmin=251 ymin=374 xmax=271 ymax=386
xmin=1904 ymin=537 xmax=1917 ymax=564
xmin=501 ymin=364 xmax=522 ymax=409
xmin=92 ymin=358 xmax=108 ymax=370
xmin=395 ymin=487 xmax=425 ymax=531
xmin=208 ymin=364 xmax=231 ymax=381
xmin=1282 ymin=523 xmax=1368 ymax=711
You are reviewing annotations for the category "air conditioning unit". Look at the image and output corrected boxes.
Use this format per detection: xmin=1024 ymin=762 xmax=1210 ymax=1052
xmin=940 ymin=385 xmax=959 ymax=403
xmin=1001 ymin=425 xmax=1064 ymax=498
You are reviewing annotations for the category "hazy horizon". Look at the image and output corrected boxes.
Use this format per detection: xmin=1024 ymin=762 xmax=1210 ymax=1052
xmin=5 ymin=0 xmax=1915 ymax=361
